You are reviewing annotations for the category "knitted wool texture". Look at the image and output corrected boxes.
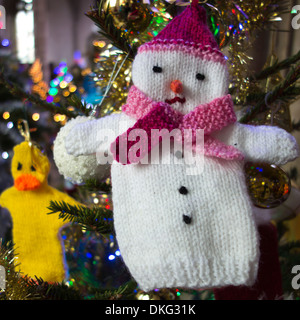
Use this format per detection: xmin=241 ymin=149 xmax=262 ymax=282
xmin=57 ymin=3 xmax=299 ymax=291
xmin=53 ymin=116 xmax=110 ymax=184
xmin=0 ymin=142 xmax=79 ymax=282
xmin=138 ymin=2 xmax=224 ymax=64
xmin=112 ymin=87 xmax=243 ymax=164
xmin=213 ymin=223 xmax=283 ymax=300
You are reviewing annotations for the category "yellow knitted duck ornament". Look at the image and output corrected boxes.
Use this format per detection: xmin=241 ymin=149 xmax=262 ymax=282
xmin=0 ymin=139 xmax=78 ymax=282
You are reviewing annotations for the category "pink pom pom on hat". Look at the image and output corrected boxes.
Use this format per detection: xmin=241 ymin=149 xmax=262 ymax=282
xmin=138 ymin=0 xmax=226 ymax=65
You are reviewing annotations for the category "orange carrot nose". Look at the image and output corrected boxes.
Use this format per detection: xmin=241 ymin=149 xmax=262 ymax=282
xmin=170 ymin=80 xmax=183 ymax=94
xmin=14 ymin=174 xmax=41 ymax=191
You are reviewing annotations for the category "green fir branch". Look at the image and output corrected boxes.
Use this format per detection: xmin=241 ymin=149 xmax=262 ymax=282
xmin=251 ymin=49 xmax=300 ymax=81
xmin=67 ymin=94 xmax=91 ymax=117
xmin=48 ymin=200 xmax=114 ymax=236
xmin=86 ymin=1 xmax=137 ymax=60
xmin=90 ymin=279 xmax=137 ymax=300
xmin=24 ymin=277 xmax=83 ymax=300
xmin=240 ymin=63 xmax=300 ymax=123
xmin=0 ymin=70 xmax=78 ymax=118
xmin=81 ymin=178 xmax=112 ymax=193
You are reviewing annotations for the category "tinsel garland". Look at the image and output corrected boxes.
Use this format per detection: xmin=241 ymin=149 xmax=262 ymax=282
xmin=87 ymin=0 xmax=292 ymax=116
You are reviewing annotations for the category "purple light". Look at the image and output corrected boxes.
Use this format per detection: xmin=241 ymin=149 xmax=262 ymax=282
xmin=2 ymin=39 xmax=10 ymax=47
xmin=64 ymin=74 xmax=73 ymax=83
xmin=59 ymin=61 xmax=67 ymax=68
xmin=74 ymin=50 xmax=81 ymax=60
xmin=53 ymin=67 xmax=60 ymax=75
xmin=46 ymin=96 xmax=54 ymax=103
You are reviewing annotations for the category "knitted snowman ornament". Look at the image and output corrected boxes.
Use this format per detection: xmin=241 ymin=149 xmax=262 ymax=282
xmin=55 ymin=2 xmax=299 ymax=291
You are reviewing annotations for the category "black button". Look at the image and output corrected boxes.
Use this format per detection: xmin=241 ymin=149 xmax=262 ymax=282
xmin=183 ymin=214 xmax=192 ymax=224
xmin=179 ymin=186 xmax=188 ymax=195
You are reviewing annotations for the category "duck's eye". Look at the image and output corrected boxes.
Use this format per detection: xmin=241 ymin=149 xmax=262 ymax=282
xmin=17 ymin=162 xmax=22 ymax=170
xmin=31 ymin=165 xmax=36 ymax=172
xmin=196 ymin=73 xmax=205 ymax=81
xmin=153 ymin=66 xmax=162 ymax=73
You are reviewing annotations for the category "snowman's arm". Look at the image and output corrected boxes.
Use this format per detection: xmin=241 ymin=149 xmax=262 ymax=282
xmin=65 ymin=113 xmax=135 ymax=157
xmin=214 ymin=123 xmax=299 ymax=165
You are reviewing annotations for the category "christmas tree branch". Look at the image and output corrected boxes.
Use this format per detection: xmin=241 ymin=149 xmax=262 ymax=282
xmin=240 ymin=63 xmax=300 ymax=123
xmin=0 ymin=242 xmax=83 ymax=300
xmin=67 ymin=94 xmax=91 ymax=117
xmin=48 ymin=200 xmax=114 ymax=236
xmin=86 ymin=1 xmax=137 ymax=60
xmin=91 ymin=279 xmax=137 ymax=300
xmin=246 ymin=86 xmax=300 ymax=104
xmin=80 ymin=178 xmax=112 ymax=193
xmin=0 ymin=70 xmax=80 ymax=118
xmin=251 ymin=49 xmax=300 ymax=81
xmin=24 ymin=277 xmax=83 ymax=300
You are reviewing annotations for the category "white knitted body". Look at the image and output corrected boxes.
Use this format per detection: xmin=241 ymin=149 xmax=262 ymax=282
xmin=112 ymin=149 xmax=259 ymax=291
xmin=61 ymin=112 xmax=298 ymax=291
xmin=59 ymin=45 xmax=299 ymax=291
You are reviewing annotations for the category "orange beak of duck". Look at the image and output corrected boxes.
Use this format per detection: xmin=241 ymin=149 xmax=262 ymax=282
xmin=14 ymin=174 xmax=41 ymax=191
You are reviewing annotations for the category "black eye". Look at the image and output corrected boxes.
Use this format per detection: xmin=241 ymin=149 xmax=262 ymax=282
xmin=179 ymin=186 xmax=188 ymax=195
xmin=196 ymin=73 xmax=205 ymax=81
xmin=153 ymin=66 xmax=162 ymax=73
xmin=31 ymin=165 xmax=36 ymax=172
xmin=17 ymin=162 xmax=22 ymax=170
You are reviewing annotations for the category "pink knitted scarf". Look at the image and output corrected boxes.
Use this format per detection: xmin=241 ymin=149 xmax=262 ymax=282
xmin=111 ymin=86 xmax=244 ymax=164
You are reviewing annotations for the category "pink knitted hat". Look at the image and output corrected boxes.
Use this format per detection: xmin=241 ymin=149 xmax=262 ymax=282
xmin=138 ymin=1 xmax=225 ymax=64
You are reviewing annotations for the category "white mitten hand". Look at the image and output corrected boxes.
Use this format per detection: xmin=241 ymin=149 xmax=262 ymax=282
xmin=271 ymin=128 xmax=299 ymax=165
xmin=53 ymin=116 xmax=110 ymax=184
xmin=65 ymin=121 xmax=95 ymax=156
xmin=215 ymin=123 xmax=299 ymax=165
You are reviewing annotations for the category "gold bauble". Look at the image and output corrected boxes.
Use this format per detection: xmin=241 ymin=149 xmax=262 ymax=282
xmin=244 ymin=162 xmax=291 ymax=208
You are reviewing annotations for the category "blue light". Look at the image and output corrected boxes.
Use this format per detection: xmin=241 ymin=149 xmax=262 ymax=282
xmin=2 ymin=39 xmax=10 ymax=47
xmin=239 ymin=23 xmax=243 ymax=30
xmin=108 ymin=254 xmax=115 ymax=261
xmin=53 ymin=67 xmax=60 ymax=75
xmin=74 ymin=50 xmax=81 ymax=60
xmin=64 ymin=73 xmax=73 ymax=82
xmin=115 ymin=250 xmax=121 ymax=256
xmin=86 ymin=252 xmax=93 ymax=259
xmin=7 ymin=122 xmax=13 ymax=129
